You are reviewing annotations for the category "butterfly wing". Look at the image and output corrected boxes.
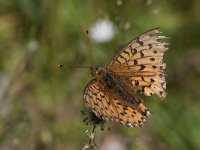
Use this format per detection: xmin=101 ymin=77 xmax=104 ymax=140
xmin=83 ymin=79 xmax=151 ymax=127
xmin=107 ymin=28 xmax=168 ymax=99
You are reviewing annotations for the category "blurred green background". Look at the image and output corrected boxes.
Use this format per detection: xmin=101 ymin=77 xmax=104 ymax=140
xmin=0 ymin=0 xmax=200 ymax=150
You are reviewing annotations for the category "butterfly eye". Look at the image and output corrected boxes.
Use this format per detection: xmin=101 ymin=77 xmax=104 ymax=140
xmin=95 ymin=67 xmax=99 ymax=74
xmin=90 ymin=66 xmax=100 ymax=76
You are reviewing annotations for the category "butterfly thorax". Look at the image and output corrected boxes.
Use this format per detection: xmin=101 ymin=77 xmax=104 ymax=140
xmin=90 ymin=66 xmax=104 ymax=77
xmin=90 ymin=66 xmax=141 ymax=109
xmin=90 ymin=66 xmax=115 ymax=88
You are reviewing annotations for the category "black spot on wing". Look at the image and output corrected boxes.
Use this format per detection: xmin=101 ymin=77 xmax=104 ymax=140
xmin=140 ymin=51 xmax=145 ymax=57
xmin=153 ymin=50 xmax=157 ymax=54
xmin=148 ymin=44 xmax=152 ymax=49
xmin=150 ymin=78 xmax=155 ymax=83
xmin=150 ymin=58 xmax=155 ymax=62
xmin=134 ymin=60 xmax=138 ymax=65
xmin=139 ymin=65 xmax=145 ymax=71
xmin=135 ymin=81 xmax=139 ymax=86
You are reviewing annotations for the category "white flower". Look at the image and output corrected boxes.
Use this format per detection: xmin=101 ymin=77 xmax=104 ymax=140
xmin=90 ymin=19 xmax=115 ymax=43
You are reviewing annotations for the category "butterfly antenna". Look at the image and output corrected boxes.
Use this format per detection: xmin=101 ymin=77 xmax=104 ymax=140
xmin=85 ymin=29 xmax=95 ymax=66
xmin=62 ymin=65 xmax=91 ymax=69
xmin=57 ymin=64 xmax=91 ymax=69
xmin=58 ymin=29 xmax=97 ymax=70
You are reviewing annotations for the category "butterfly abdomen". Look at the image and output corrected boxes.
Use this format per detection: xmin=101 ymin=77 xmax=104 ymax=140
xmin=99 ymin=70 xmax=142 ymax=110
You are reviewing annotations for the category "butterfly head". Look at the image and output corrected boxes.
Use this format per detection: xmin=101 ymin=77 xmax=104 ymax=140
xmin=90 ymin=66 xmax=103 ymax=77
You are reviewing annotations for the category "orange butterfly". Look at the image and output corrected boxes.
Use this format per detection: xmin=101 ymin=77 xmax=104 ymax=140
xmin=83 ymin=28 xmax=168 ymax=127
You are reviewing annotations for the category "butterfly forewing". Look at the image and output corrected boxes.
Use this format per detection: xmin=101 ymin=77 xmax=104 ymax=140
xmin=107 ymin=28 xmax=167 ymax=99
xmin=84 ymin=79 xmax=150 ymax=127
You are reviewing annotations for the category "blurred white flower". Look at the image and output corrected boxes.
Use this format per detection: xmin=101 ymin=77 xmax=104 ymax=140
xmin=116 ymin=0 xmax=123 ymax=6
xmin=90 ymin=19 xmax=115 ymax=43
xmin=100 ymin=134 xmax=127 ymax=150
xmin=152 ymin=9 xmax=159 ymax=15
xmin=27 ymin=40 xmax=39 ymax=52
xmin=146 ymin=0 xmax=153 ymax=5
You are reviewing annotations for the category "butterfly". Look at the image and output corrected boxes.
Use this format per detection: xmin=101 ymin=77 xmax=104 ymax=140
xmin=83 ymin=28 xmax=168 ymax=128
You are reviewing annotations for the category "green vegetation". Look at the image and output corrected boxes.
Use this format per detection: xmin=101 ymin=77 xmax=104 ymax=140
xmin=0 ymin=0 xmax=200 ymax=149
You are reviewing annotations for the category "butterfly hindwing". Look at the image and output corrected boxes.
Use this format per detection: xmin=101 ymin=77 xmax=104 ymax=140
xmin=83 ymin=79 xmax=150 ymax=127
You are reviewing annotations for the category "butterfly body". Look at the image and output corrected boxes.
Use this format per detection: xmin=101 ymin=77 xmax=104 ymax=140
xmin=84 ymin=28 xmax=168 ymax=127
xmin=90 ymin=66 xmax=141 ymax=109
